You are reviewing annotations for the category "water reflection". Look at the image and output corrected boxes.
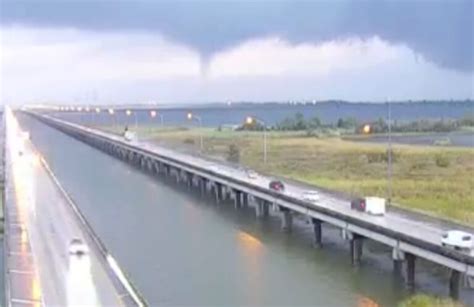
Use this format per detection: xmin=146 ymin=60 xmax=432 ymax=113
xmin=357 ymin=295 xmax=380 ymax=307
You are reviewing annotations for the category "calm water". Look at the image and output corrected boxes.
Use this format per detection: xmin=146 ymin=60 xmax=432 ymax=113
xmin=17 ymin=114 xmax=474 ymax=306
xmin=55 ymin=101 xmax=474 ymax=128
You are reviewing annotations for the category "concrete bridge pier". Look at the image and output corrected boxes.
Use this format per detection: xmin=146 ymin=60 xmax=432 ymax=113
xmin=153 ymin=161 xmax=160 ymax=174
xmin=449 ymin=270 xmax=461 ymax=300
xmin=406 ymin=253 xmax=416 ymax=290
xmin=280 ymin=207 xmax=292 ymax=232
xmin=185 ymin=172 xmax=192 ymax=189
xmin=312 ymin=218 xmax=323 ymax=248
xmin=214 ymin=183 xmax=223 ymax=203
xmin=350 ymin=234 xmax=364 ymax=266
xmin=392 ymin=247 xmax=405 ymax=278
xmin=146 ymin=160 xmax=154 ymax=173
xmin=199 ymin=177 xmax=207 ymax=196
xmin=233 ymin=190 xmax=242 ymax=209
xmin=242 ymin=193 xmax=249 ymax=207
xmin=255 ymin=199 xmax=269 ymax=218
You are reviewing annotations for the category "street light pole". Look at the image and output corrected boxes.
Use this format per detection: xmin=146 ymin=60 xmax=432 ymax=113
xmin=108 ymin=108 xmax=115 ymax=132
xmin=246 ymin=116 xmax=267 ymax=164
xmin=187 ymin=112 xmax=203 ymax=152
xmin=387 ymin=99 xmax=392 ymax=206
xmin=126 ymin=109 xmax=137 ymax=130
xmin=94 ymin=107 xmax=101 ymax=127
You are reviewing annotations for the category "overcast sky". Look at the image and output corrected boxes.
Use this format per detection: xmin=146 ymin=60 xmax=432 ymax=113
xmin=0 ymin=0 xmax=472 ymax=105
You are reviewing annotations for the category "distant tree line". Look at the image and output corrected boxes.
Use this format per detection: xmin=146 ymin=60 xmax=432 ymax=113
xmin=236 ymin=112 xmax=474 ymax=134
xmin=359 ymin=113 xmax=474 ymax=134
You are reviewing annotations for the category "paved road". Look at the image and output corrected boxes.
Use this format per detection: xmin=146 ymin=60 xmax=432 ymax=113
xmin=5 ymin=109 xmax=126 ymax=306
xmin=82 ymin=125 xmax=473 ymax=259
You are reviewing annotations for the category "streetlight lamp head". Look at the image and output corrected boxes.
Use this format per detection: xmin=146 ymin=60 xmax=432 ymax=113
xmin=187 ymin=112 xmax=192 ymax=120
xmin=363 ymin=124 xmax=371 ymax=134
xmin=246 ymin=116 xmax=254 ymax=125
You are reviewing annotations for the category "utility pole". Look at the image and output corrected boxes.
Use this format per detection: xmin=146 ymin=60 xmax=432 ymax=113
xmin=387 ymin=99 xmax=392 ymax=206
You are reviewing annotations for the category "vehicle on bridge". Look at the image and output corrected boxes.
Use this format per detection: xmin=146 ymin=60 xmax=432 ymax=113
xmin=269 ymin=180 xmax=285 ymax=192
xmin=124 ymin=131 xmax=137 ymax=142
xmin=351 ymin=197 xmax=386 ymax=215
xmin=246 ymin=169 xmax=259 ymax=180
xmin=69 ymin=238 xmax=89 ymax=257
xmin=442 ymin=230 xmax=474 ymax=254
xmin=302 ymin=190 xmax=320 ymax=203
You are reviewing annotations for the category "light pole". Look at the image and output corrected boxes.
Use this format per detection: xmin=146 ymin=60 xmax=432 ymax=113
xmin=246 ymin=116 xmax=267 ymax=164
xmin=126 ymin=109 xmax=138 ymax=130
xmin=150 ymin=110 xmax=164 ymax=136
xmin=387 ymin=99 xmax=393 ymax=206
xmin=150 ymin=110 xmax=163 ymax=126
xmin=187 ymin=112 xmax=203 ymax=152
xmin=94 ymin=107 xmax=101 ymax=127
xmin=108 ymin=108 xmax=116 ymax=132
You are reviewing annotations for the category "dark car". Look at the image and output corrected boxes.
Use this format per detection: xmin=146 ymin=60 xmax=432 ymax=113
xmin=351 ymin=198 xmax=366 ymax=212
xmin=269 ymin=180 xmax=285 ymax=192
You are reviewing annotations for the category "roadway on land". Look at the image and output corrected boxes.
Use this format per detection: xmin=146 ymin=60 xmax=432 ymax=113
xmin=4 ymin=110 xmax=125 ymax=306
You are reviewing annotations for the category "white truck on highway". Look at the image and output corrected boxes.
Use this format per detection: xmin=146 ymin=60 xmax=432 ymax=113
xmin=351 ymin=197 xmax=386 ymax=215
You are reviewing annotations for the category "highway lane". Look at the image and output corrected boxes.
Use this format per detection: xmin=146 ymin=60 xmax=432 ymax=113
xmin=5 ymin=109 xmax=125 ymax=306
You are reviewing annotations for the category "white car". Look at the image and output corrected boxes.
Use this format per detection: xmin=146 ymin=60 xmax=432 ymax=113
xmin=441 ymin=230 xmax=474 ymax=252
xmin=69 ymin=238 xmax=89 ymax=257
xmin=302 ymin=191 xmax=320 ymax=203
xmin=246 ymin=170 xmax=259 ymax=180
xmin=209 ymin=165 xmax=220 ymax=173
xmin=124 ymin=131 xmax=137 ymax=142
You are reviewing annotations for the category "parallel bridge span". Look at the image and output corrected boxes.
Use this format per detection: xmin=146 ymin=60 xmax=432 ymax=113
xmin=26 ymin=111 xmax=474 ymax=299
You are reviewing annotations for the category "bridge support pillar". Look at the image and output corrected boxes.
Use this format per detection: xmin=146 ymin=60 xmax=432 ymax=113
xmin=350 ymin=234 xmax=364 ymax=266
xmin=312 ymin=218 xmax=323 ymax=248
xmin=233 ymin=190 xmax=242 ymax=208
xmin=199 ymin=178 xmax=206 ymax=196
xmin=449 ymin=270 xmax=461 ymax=300
xmin=392 ymin=247 xmax=405 ymax=278
xmin=186 ymin=173 xmax=192 ymax=189
xmin=214 ymin=183 xmax=223 ymax=203
xmin=255 ymin=200 xmax=269 ymax=218
xmin=280 ymin=208 xmax=292 ymax=232
xmin=175 ymin=169 xmax=180 ymax=184
xmin=242 ymin=193 xmax=249 ymax=207
xmin=406 ymin=253 xmax=416 ymax=290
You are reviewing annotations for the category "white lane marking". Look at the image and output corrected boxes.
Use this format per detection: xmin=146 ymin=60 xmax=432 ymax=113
xmin=107 ymin=255 xmax=144 ymax=307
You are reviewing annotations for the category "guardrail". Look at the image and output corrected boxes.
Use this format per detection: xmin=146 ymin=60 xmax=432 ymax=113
xmin=27 ymin=111 xmax=474 ymax=271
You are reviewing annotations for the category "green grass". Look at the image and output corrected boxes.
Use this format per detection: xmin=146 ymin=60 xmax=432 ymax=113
xmin=100 ymin=125 xmax=474 ymax=225
xmin=398 ymin=294 xmax=464 ymax=307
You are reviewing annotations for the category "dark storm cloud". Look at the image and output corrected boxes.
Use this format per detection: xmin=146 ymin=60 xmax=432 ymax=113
xmin=1 ymin=0 xmax=472 ymax=72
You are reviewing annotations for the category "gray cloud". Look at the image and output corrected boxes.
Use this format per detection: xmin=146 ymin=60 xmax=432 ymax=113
xmin=1 ymin=0 xmax=473 ymax=72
